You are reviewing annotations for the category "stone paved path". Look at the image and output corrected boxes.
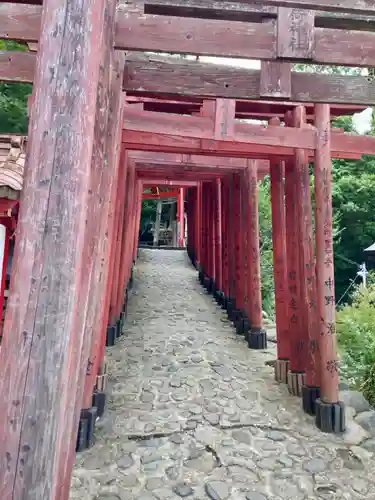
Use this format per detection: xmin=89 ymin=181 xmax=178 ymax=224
xmin=70 ymin=249 xmax=375 ymax=500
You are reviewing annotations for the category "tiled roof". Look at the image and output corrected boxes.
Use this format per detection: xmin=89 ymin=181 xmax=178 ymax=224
xmin=0 ymin=135 xmax=26 ymax=195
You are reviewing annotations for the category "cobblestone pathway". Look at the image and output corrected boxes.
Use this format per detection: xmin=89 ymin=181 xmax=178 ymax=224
xmin=70 ymin=249 xmax=375 ymax=500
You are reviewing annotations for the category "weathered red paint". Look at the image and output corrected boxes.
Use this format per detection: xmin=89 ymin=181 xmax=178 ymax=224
xmin=314 ymin=104 xmax=339 ymax=404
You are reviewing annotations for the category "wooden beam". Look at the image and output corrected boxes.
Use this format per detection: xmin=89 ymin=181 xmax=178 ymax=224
xmin=124 ymin=53 xmax=375 ymax=106
xmin=123 ymin=107 xmax=375 ymax=156
xmin=0 ymin=0 xmax=109 ymax=498
xmin=2 ymin=5 xmax=375 ymax=66
xmin=5 ymin=50 xmax=375 ymax=107
xmin=142 ymin=189 xmax=180 ymax=199
xmin=124 ymin=107 xmax=316 ymax=151
xmin=142 ymin=179 xmax=199 ymax=186
xmin=237 ymin=0 xmax=375 ymax=16
xmin=145 ymin=0 xmax=375 ymax=31
xmin=135 ymin=161 xmax=246 ymax=173
xmin=0 ymin=51 xmax=35 ymax=83
xmin=130 ymin=151 xmax=248 ymax=168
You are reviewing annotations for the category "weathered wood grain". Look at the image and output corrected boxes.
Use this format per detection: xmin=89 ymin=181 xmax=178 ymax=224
xmin=123 ymin=107 xmax=375 ymax=155
xmin=260 ymin=61 xmax=291 ymax=99
xmin=4 ymin=49 xmax=375 ymax=107
xmin=0 ymin=0 xmax=108 ymax=498
xmin=122 ymin=129 xmax=364 ymax=160
xmin=2 ymin=4 xmax=375 ymax=66
xmin=124 ymin=53 xmax=375 ymax=105
xmin=0 ymin=51 xmax=35 ymax=83
xmin=116 ymin=10 xmax=277 ymax=59
xmin=57 ymin=2 xmax=123 ymax=495
xmin=146 ymin=0 xmax=375 ymax=31
xmin=277 ymin=8 xmax=315 ymax=59
xmin=237 ymin=0 xmax=375 ymax=15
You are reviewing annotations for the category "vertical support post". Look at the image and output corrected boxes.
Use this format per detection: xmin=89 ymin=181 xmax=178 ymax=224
xmin=239 ymin=172 xmax=251 ymax=339
xmin=214 ymin=179 xmax=223 ymax=303
xmin=232 ymin=173 xmax=243 ymax=330
xmin=284 ymin=111 xmax=307 ymax=397
xmin=209 ymin=182 xmax=216 ymax=293
xmin=221 ymin=177 xmax=229 ymax=309
xmin=269 ymin=116 xmax=289 ymax=381
xmin=133 ymin=181 xmax=143 ymax=262
xmin=178 ymin=188 xmax=185 ymax=248
xmin=0 ymin=223 xmax=10 ymax=329
xmin=270 ymin=158 xmax=289 ymax=382
xmin=293 ymin=106 xmax=321 ymax=414
xmin=196 ymin=182 xmax=202 ymax=271
xmin=154 ymin=200 xmax=162 ymax=247
xmin=0 ymin=0 xmax=112 ymax=496
xmin=108 ymin=148 xmax=128 ymax=335
xmin=246 ymin=160 xmax=267 ymax=349
xmin=314 ymin=104 xmax=345 ymax=433
xmin=226 ymin=174 xmax=236 ymax=319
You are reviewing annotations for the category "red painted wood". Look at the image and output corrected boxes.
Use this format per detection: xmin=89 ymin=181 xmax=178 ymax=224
xmin=196 ymin=182 xmax=202 ymax=268
xmin=221 ymin=177 xmax=229 ymax=301
xmin=270 ymin=159 xmax=289 ymax=360
xmin=227 ymin=175 xmax=236 ymax=303
xmin=214 ymin=179 xmax=222 ymax=292
xmin=209 ymin=182 xmax=216 ymax=282
xmin=0 ymin=226 xmax=10 ymax=336
xmin=110 ymin=150 xmax=129 ymax=325
xmin=293 ymin=106 xmax=320 ymax=389
xmin=0 ymin=0 xmax=109 ymax=496
xmin=314 ymin=104 xmax=339 ymax=404
xmin=133 ymin=181 xmax=143 ymax=261
xmin=123 ymin=130 xmax=366 ymax=160
xmin=233 ymin=173 xmax=243 ymax=312
xmin=246 ymin=161 xmax=263 ymax=330
xmin=97 ymin=148 xmax=128 ymax=372
xmin=240 ymin=171 xmax=249 ymax=321
xmin=118 ymin=161 xmax=136 ymax=316
xmin=285 ymin=158 xmax=305 ymax=373
xmin=143 ymin=189 xmax=179 ymax=199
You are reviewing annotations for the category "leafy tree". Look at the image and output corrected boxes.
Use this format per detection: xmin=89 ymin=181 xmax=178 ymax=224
xmin=0 ymin=40 xmax=31 ymax=134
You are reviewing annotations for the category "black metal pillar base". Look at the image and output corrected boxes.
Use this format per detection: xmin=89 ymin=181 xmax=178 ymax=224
xmin=302 ymin=386 xmax=321 ymax=415
xmin=198 ymin=267 xmax=205 ymax=285
xmin=210 ymin=279 xmax=216 ymax=296
xmin=221 ymin=295 xmax=228 ymax=310
xmin=274 ymin=359 xmax=289 ymax=384
xmin=315 ymin=399 xmax=346 ymax=434
xmin=105 ymin=325 xmax=116 ymax=347
xmin=119 ymin=311 xmax=126 ymax=335
xmin=226 ymin=297 xmax=236 ymax=319
xmin=92 ymin=390 xmax=106 ymax=419
xmin=243 ymin=318 xmax=251 ymax=341
xmin=76 ymin=407 xmax=98 ymax=452
xmin=287 ymin=371 xmax=306 ymax=397
xmin=129 ymin=266 xmax=134 ymax=288
xmin=248 ymin=327 xmax=267 ymax=350
xmin=235 ymin=312 xmax=249 ymax=336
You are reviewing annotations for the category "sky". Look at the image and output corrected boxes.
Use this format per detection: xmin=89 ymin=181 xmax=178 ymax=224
xmin=198 ymin=56 xmax=372 ymax=134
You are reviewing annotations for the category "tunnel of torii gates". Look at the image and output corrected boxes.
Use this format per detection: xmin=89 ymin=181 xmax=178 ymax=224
xmin=2 ymin=0 xmax=375 ymax=497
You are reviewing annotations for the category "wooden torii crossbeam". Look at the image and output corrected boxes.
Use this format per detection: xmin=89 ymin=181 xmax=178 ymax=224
xmin=3 ymin=50 xmax=375 ymax=107
xmin=1 ymin=0 xmax=375 ymax=497
xmin=2 ymin=3 xmax=375 ymax=69
xmin=122 ymin=103 xmax=375 ymax=159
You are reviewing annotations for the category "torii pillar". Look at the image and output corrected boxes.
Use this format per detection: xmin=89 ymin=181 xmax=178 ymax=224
xmin=314 ymin=104 xmax=345 ymax=433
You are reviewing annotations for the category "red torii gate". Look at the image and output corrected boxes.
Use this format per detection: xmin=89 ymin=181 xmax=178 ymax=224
xmin=1 ymin=0 xmax=375 ymax=498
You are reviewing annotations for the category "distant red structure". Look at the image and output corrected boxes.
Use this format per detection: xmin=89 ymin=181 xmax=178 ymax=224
xmin=0 ymin=0 xmax=374 ymax=498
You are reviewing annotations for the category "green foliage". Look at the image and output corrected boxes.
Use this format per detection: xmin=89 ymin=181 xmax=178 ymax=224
xmin=140 ymin=199 xmax=158 ymax=229
xmin=0 ymin=40 xmax=31 ymax=134
xmin=331 ymin=116 xmax=375 ymax=301
xmin=337 ymin=278 xmax=375 ymax=405
xmin=258 ymin=177 xmax=275 ymax=317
